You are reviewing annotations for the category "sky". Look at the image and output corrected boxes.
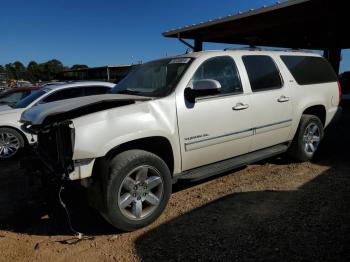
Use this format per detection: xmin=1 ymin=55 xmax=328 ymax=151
xmin=1 ymin=0 xmax=349 ymax=72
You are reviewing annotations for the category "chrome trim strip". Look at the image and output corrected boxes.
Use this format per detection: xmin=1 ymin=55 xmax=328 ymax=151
xmin=185 ymin=129 xmax=254 ymax=151
xmin=185 ymin=128 xmax=254 ymax=146
xmin=184 ymin=119 xmax=293 ymax=151
xmin=254 ymin=119 xmax=292 ymax=130
xmin=255 ymin=119 xmax=292 ymax=135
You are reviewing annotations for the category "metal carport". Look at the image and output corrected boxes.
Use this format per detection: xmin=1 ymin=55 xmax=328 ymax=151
xmin=163 ymin=0 xmax=347 ymax=73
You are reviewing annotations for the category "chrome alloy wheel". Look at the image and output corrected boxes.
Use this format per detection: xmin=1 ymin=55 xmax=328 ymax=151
xmin=303 ymin=123 xmax=321 ymax=154
xmin=0 ymin=131 xmax=20 ymax=159
xmin=118 ymin=165 xmax=164 ymax=220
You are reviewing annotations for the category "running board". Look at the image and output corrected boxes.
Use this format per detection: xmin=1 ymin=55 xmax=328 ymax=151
xmin=176 ymin=144 xmax=288 ymax=182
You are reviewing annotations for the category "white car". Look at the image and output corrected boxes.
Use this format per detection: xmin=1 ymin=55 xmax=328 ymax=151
xmin=0 ymin=81 xmax=115 ymax=159
xmin=21 ymin=50 xmax=341 ymax=231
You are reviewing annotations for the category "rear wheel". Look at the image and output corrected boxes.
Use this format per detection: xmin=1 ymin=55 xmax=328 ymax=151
xmin=103 ymin=150 xmax=172 ymax=231
xmin=289 ymin=114 xmax=324 ymax=162
xmin=0 ymin=128 xmax=25 ymax=159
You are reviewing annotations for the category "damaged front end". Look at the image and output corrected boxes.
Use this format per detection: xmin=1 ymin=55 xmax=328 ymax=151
xmin=23 ymin=121 xmax=75 ymax=180
xmin=19 ymin=94 xmax=151 ymax=180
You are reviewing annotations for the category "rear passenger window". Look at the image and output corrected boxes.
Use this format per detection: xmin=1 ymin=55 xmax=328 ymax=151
xmin=192 ymin=56 xmax=242 ymax=95
xmin=242 ymin=55 xmax=282 ymax=92
xmin=280 ymin=56 xmax=337 ymax=85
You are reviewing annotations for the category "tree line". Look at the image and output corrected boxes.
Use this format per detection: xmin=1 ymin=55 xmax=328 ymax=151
xmin=0 ymin=60 xmax=89 ymax=83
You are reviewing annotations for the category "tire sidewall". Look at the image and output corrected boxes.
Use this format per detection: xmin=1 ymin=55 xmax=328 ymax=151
xmin=294 ymin=115 xmax=324 ymax=161
xmin=105 ymin=150 xmax=172 ymax=231
xmin=0 ymin=127 xmax=25 ymax=160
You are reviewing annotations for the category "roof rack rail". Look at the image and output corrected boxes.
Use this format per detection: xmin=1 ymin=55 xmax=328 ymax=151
xmin=224 ymin=46 xmax=263 ymax=51
xmin=287 ymin=48 xmax=302 ymax=52
xmin=285 ymin=48 xmax=313 ymax=53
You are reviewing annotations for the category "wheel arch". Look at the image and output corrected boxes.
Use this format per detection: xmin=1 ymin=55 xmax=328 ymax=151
xmin=302 ymin=105 xmax=326 ymax=127
xmin=88 ymin=136 xmax=176 ymax=210
xmin=104 ymin=136 xmax=175 ymax=175
xmin=0 ymin=125 xmax=28 ymax=146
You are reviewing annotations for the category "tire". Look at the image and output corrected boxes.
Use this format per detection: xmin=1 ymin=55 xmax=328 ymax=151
xmin=103 ymin=149 xmax=172 ymax=231
xmin=0 ymin=127 xmax=25 ymax=160
xmin=288 ymin=114 xmax=324 ymax=162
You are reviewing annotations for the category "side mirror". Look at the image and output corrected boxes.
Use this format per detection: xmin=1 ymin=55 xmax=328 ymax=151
xmin=185 ymin=79 xmax=221 ymax=103
xmin=192 ymin=79 xmax=221 ymax=91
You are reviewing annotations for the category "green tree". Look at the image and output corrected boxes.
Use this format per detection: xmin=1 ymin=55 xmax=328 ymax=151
xmin=12 ymin=61 xmax=26 ymax=80
xmin=2 ymin=59 xmax=73 ymax=82
xmin=0 ymin=65 xmax=6 ymax=82
xmin=26 ymin=61 xmax=40 ymax=82
xmin=40 ymin=59 xmax=66 ymax=81
xmin=71 ymin=64 xmax=89 ymax=70
xmin=5 ymin=63 xmax=15 ymax=79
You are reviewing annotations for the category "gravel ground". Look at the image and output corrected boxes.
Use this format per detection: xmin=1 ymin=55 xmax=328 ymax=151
xmin=0 ymin=103 xmax=349 ymax=262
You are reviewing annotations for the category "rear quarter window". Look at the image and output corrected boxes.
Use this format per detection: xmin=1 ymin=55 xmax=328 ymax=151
xmin=280 ymin=55 xmax=337 ymax=85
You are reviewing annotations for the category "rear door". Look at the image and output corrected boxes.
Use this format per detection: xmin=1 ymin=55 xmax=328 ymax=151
xmin=242 ymin=55 xmax=293 ymax=151
xmin=177 ymin=55 xmax=253 ymax=171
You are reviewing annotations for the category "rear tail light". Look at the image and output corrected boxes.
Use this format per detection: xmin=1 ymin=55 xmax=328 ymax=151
xmin=337 ymin=81 xmax=342 ymax=104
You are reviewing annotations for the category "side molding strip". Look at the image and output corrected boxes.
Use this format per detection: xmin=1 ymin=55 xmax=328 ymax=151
xmin=184 ymin=119 xmax=293 ymax=151
xmin=254 ymin=119 xmax=293 ymax=135
xmin=185 ymin=128 xmax=254 ymax=151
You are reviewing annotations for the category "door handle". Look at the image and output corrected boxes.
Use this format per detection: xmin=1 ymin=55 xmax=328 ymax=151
xmin=277 ymin=95 xmax=290 ymax=103
xmin=232 ymin=103 xmax=249 ymax=111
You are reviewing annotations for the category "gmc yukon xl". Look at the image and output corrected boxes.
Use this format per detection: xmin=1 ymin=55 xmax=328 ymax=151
xmin=21 ymin=50 xmax=341 ymax=231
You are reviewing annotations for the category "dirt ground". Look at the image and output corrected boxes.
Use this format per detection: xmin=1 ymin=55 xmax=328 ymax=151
xmin=0 ymin=103 xmax=349 ymax=262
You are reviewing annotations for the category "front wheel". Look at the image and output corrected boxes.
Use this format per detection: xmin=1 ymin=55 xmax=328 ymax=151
xmin=103 ymin=150 xmax=172 ymax=231
xmin=289 ymin=114 xmax=324 ymax=162
xmin=0 ymin=128 xmax=25 ymax=160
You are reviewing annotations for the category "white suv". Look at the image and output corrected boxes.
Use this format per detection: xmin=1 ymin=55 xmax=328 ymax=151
xmin=21 ymin=50 xmax=341 ymax=231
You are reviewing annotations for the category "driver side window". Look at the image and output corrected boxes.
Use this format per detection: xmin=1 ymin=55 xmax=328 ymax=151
xmin=192 ymin=56 xmax=243 ymax=95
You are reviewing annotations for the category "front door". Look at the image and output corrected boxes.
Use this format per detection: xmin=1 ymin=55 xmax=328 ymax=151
xmin=177 ymin=56 xmax=253 ymax=171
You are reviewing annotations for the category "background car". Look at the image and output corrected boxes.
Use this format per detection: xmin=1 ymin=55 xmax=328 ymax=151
xmin=0 ymin=87 xmax=42 ymax=107
xmin=0 ymin=81 xmax=115 ymax=159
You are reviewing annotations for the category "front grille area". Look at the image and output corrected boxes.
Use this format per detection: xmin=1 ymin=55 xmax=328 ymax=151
xmin=37 ymin=121 xmax=75 ymax=179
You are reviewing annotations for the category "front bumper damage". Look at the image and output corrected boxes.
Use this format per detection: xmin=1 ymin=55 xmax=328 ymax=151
xmin=19 ymin=94 xmax=152 ymax=180
xmin=70 ymin=158 xmax=95 ymax=180
xmin=22 ymin=121 xmax=76 ymax=180
xmin=23 ymin=121 xmax=98 ymax=181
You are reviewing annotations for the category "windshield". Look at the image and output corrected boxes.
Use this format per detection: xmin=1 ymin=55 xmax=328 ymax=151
xmin=111 ymin=57 xmax=193 ymax=97
xmin=14 ymin=89 xmax=49 ymax=108
xmin=0 ymin=92 xmax=24 ymax=104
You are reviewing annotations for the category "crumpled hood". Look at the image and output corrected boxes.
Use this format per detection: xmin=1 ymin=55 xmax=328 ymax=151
xmin=20 ymin=94 xmax=151 ymax=126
